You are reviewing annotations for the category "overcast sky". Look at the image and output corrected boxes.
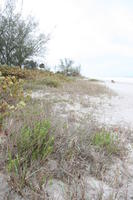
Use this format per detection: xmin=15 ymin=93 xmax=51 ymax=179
xmin=2 ymin=0 xmax=133 ymax=77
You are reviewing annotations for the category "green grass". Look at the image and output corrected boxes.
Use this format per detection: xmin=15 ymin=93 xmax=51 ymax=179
xmin=91 ymin=131 xmax=119 ymax=155
xmin=41 ymin=77 xmax=60 ymax=88
xmin=7 ymin=120 xmax=54 ymax=188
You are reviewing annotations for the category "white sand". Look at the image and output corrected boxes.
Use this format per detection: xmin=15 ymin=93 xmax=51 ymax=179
xmin=93 ymin=79 xmax=133 ymax=128
xmin=31 ymin=79 xmax=133 ymax=199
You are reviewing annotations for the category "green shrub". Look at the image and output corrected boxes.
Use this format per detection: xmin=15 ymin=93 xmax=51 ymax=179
xmin=17 ymin=120 xmax=54 ymax=161
xmin=7 ymin=120 xmax=54 ymax=184
xmin=91 ymin=131 xmax=119 ymax=155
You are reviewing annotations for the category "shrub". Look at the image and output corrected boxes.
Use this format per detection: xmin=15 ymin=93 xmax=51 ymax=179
xmin=7 ymin=120 xmax=54 ymax=187
xmin=0 ymin=65 xmax=60 ymax=80
xmin=0 ymin=71 xmax=27 ymax=131
xmin=17 ymin=120 xmax=54 ymax=161
xmin=0 ymin=65 xmax=35 ymax=79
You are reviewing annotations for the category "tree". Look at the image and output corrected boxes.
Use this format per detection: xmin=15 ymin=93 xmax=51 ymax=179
xmin=24 ymin=60 xmax=38 ymax=69
xmin=39 ymin=63 xmax=45 ymax=69
xmin=59 ymin=58 xmax=74 ymax=75
xmin=39 ymin=63 xmax=50 ymax=71
xmin=58 ymin=58 xmax=81 ymax=76
xmin=0 ymin=0 xmax=49 ymax=67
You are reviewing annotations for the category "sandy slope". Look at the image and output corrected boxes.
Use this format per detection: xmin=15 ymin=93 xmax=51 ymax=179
xmin=2 ymin=79 xmax=133 ymax=200
xmin=31 ymin=80 xmax=133 ymax=199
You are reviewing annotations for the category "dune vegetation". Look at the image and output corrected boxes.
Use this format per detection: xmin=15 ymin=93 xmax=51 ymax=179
xmin=0 ymin=65 xmax=129 ymax=199
xmin=0 ymin=1 xmax=131 ymax=199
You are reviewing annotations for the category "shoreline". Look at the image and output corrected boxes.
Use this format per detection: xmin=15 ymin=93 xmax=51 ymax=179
xmin=88 ymin=76 xmax=133 ymax=84
xmin=97 ymin=79 xmax=133 ymax=128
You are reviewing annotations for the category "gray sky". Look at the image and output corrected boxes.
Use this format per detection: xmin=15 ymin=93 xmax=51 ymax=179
xmin=2 ymin=0 xmax=133 ymax=77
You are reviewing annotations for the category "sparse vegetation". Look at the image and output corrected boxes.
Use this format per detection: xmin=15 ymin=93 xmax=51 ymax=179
xmin=38 ymin=77 xmax=60 ymax=88
xmin=0 ymin=65 xmax=127 ymax=199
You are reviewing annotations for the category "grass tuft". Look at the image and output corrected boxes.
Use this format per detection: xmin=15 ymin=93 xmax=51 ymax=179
xmin=7 ymin=120 xmax=54 ymax=189
xmin=91 ymin=131 xmax=120 ymax=155
xmin=40 ymin=77 xmax=60 ymax=88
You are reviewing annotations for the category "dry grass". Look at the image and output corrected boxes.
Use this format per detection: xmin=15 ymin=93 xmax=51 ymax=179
xmin=61 ymin=79 xmax=114 ymax=96
xmin=23 ymin=72 xmax=71 ymax=91
xmin=25 ymin=78 xmax=114 ymax=96
xmin=0 ymin=77 xmax=129 ymax=199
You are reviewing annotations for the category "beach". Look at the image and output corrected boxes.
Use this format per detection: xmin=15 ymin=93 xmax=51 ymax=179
xmin=106 ymin=78 xmax=133 ymax=126
xmin=90 ymin=77 xmax=133 ymax=129
xmin=2 ymin=76 xmax=133 ymax=199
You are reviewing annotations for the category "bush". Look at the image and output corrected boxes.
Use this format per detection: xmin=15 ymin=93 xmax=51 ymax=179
xmin=0 ymin=71 xmax=27 ymax=131
xmin=0 ymin=65 xmax=59 ymax=81
xmin=0 ymin=65 xmax=35 ymax=79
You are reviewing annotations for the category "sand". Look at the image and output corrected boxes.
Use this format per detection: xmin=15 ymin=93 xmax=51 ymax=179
xmin=91 ymin=80 xmax=133 ymax=129
xmin=30 ymin=79 xmax=133 ymax=199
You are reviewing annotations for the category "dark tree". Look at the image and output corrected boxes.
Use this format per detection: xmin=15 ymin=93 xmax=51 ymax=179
xmin=24 ymin=60 xmax=38 ymax=69
xmin=0 ymin=0 xmax=49 ymax=67
xmin=39 ymin=63 xmax=45 ymax=69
